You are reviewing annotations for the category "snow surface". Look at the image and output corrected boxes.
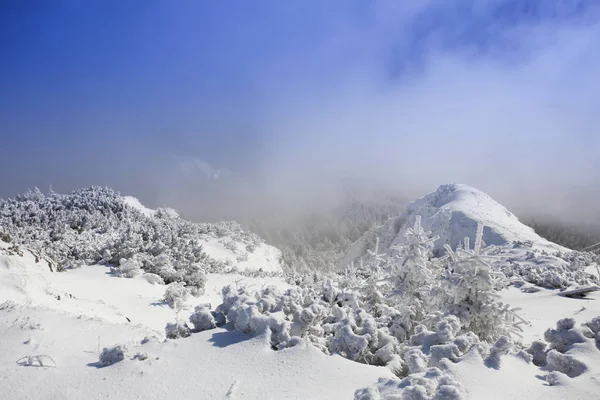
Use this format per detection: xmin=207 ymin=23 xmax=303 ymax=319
xmin=199 ymin=236 xmax=282 ymax=273
xmin=342 ymin=183 xmax=568 ymax=268
xmin=2 ymin=239 xmax=600 ymax=399
xmin=123 ymin=195 xmax=155 ymax=217
xmin=0 ymin=242 xmax=393 ymax=399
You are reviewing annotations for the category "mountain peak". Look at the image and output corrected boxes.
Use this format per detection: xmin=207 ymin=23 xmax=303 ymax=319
xmin=340 ymin=183 xmax=566 ymax=267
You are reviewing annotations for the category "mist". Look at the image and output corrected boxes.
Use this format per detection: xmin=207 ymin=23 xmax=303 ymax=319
xmin=1 ymin=1 xmax=600 ymax=227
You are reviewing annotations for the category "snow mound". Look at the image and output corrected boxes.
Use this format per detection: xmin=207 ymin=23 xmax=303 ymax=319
xmin=342 ymin=184 xmax=567 ymax=267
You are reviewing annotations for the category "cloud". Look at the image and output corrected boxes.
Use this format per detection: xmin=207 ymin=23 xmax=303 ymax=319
xmin=3 ymin=1 xmax=600 ymax=226
xmin=178 ymin=157 xmax=230 ymax=181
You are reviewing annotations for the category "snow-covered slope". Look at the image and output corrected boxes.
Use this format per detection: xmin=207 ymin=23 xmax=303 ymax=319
xmin=341 ymin=184 xmax=567 ymax=267
xmin=0 ymin=240 xmax=392 ymax=399
xmin=123 ymin=195 xmax=282 ymax=274
xmin=0 ymin=241 xmax=285 ymax=336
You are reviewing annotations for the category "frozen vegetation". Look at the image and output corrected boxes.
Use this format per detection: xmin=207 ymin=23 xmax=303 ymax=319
xmin=0 ymin=184 xmax=599 ymax=399
xmin=0 ymin=187 xmax=280 ymax=294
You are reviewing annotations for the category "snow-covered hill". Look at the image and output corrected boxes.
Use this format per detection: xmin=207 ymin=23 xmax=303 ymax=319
xmin=341 ymin=184 xmax=567 ymax=268
xmin=0 ymin=187 xmax=282 ymax=285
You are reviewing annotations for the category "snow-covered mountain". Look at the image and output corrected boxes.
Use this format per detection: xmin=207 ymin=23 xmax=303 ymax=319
xmin=341 ymin=183 xmax=567 ymax=268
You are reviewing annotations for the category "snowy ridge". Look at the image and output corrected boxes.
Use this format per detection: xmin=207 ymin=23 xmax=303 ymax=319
xmin=0 ymin=187 xmax=282 ymax=283
xmin=341 ymin=183 xmax=568 ymax=268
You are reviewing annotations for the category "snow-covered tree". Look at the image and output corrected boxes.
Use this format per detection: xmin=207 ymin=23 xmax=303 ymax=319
xmin=440 ymin=223 xmax=525 ymax=341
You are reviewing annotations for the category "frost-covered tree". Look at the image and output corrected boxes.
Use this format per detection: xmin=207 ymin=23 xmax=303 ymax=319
xmin=440 ymin=223 xmax=525 ymax=341
xmin=391 ymin=216 xmax=438 ymax=284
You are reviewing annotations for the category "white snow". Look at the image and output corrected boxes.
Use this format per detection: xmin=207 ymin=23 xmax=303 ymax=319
xmin=0 ymin=242 xmax=286 ymax=336
xmin=0 ymin=242 xmax=391 ymax=399
xmin=123 ymin=195 xmax=155 ymax=217
xmin=198 ymin=236 xmax=282 ymax=273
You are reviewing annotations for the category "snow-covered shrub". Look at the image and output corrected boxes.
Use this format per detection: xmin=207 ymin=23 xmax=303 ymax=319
xmin=165 ymin=320 xmax=191 ymax=339
xmin=545 ymin=350 xmax=587 ymax=378
xmin=133 ymin=352 xmax=148 ymax=361
xmin=405 ymin=315 xmax=481 ymax=372
xmin=545 ymin=370 xmax=568 ymax=386
xmin=189 ymin=305 xmax=217 ymax=332
xmin=582 ymin=316 xmax=600 ymax=344
xmin=163 ymin=282 xmax=189 ymax=311
xmin=117 ymin=257 xmax=142 ymax=278
xmin=216 ymin=282 xmax=404 ymax=372
xmin=143 ymin=273 xmax=165 ymax=285
xmin=99 ymin=345 xmax=129 ymax=366
xmin=485 ymin=336 xmax=512 ymax=368
xmin=526 ymin=340 xmax=548 ymax=366
xmin=500 ymin=249 xmax=598 ymax=289
xmin=355 ymin=368 xmax=464 ymax=400
xmin=543 ymin=318 xmax=586 ymax=353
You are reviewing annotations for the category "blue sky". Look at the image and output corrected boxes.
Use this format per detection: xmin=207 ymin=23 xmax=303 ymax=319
xmin=1 ymin=1 xmax=599 ymax=220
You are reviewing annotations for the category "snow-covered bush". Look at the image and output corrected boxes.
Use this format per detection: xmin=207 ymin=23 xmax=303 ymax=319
xmin=189 ymin=305 xmax=217 ymax=332
xmin=526 ymin=340 xmax=548 ymax=366
xmin=165 ymin=320 xmax=191 ymax=339
xmin=216 ymin=282 xmax=403 ymax=372
xmin=0 ymin=187 xmax=268 ymax=285
xmin=163 ymin=282 xmax=189 ymax=311
xmin=582 ymin=316 xmax=600 ymax=347
xmin=354 ymin=368 xmax=464 ymax=400
xmin=485 ymin=336 xmax=512 ymax=368
xmin=143 ymin=273 xmax=165 ymax=285
xmin=543 ymin=318 xmax=586 ymax=353
xmin=99 ymin=345 xmax=129 ymax=366
xmin=545 ymin=350 xmax=587 ymax=378
xmin=117 ymin=257 xmax=142 ymax=278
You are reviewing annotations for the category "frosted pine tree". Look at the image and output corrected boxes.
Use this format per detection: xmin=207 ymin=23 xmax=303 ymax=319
xmin=441 ymin=223 xmax=525 ymax=341
xmin=390 ymin=215 xmax=439 ymax=295
xmin=380 ymin=216 xmax=441 ymax=339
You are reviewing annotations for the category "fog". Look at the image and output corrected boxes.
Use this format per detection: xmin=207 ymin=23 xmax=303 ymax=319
xmin=146 ymin=4 xmax=600 ymax=226
xmin=2 ymin=2 xmax=600 ymax=228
